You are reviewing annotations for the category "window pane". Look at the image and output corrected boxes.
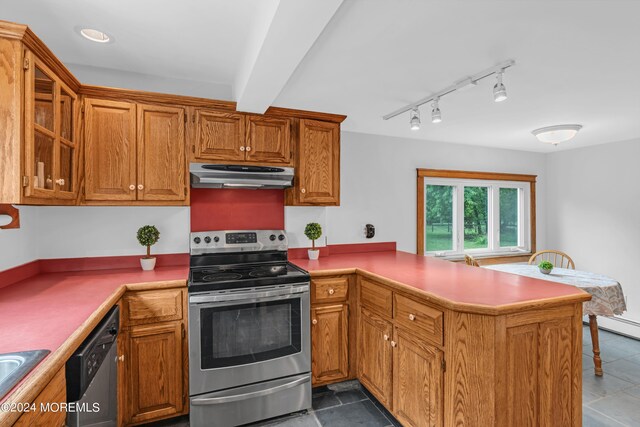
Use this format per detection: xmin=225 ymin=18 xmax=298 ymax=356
xmin=500 ymin=188 xmax=519 ymax=247
xmin=425 ymin=185 xmax=454 ymax=252
xmin=463 ymin=187 xmax=488 ymax=249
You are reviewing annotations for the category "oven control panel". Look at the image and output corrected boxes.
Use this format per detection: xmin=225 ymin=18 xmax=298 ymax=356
xmin=190 ymin=230 xmax=287 ymax=254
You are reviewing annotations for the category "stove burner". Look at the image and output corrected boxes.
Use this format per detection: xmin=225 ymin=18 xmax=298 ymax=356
xmin=249 ymin=265 xmax=287 ymax=278
xmin=201 ymin=272 xmax=243 ymax=282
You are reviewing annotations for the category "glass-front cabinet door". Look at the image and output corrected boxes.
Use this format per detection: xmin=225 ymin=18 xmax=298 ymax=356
xmin=24 ymin=52 xmax=78 ymax=200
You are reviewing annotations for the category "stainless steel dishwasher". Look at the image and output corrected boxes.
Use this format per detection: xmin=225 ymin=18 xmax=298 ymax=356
xmin=66 ymin=305 xmax=119 ymax=427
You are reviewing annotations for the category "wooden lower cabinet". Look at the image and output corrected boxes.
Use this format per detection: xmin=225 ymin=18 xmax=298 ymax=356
xmin=311 ymin=304 xmax=349 ymax=385
xmin=504 ymin=314 xmax=576 ymax=427
xmin=393 ymin=328 xmax=443 ymax=427
xmin=357 ymin=308 xmax=393 ymax=408
xmin=118 ymin=288 xmax=188 ymax=426
xmin=120 ymin=321 xmax=185 ymax=425
xmin=13 ymin=367 xmax=66 ymax=427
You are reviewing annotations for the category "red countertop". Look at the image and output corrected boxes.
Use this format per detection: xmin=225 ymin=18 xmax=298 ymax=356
xmin=291 ymin=251 xmax=590 ymax=311
xmin=0 ymin=266 xmax=188 ymax=407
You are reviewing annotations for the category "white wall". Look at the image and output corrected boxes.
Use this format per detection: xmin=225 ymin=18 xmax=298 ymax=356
xmin=36 ymin=207 xmax=190 ymax=259
xmin=0 ymin=206 xmax=189 ymax=270
xmin=68 ymin=64 xmax=233 ymax=101
xmin=547 ymin=138 xmax=640 ymax=336
xmin=285 ymin=131 xmax=548 ymax=253
xmin=0 ymin=206 xmax=39 ymax=271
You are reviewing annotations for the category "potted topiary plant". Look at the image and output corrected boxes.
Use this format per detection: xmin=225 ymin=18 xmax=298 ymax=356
xmin=137 ymin=225 xmax=160 ymax=271
xmin=538 ymin=260 xmax=553 ymax=275
xmin=304 ymin=222 xmax=322 ymax=260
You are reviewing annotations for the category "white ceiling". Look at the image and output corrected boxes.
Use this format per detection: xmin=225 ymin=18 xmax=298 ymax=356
xmin=275 ymin=0 xmax=640 ymax=152
xmin=0 ymin=0 xmax=276 ymax=91
xmin=2 ymin=0 xmax=639 ymax=152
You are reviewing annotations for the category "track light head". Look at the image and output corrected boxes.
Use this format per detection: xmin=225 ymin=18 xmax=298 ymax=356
xmin=493 ymin=70 xmax=507 ymax=102
xmin=410 ymin=108 xmax=421 ymax=130
xmin=431 ymin=99 xmax=442 ymax=123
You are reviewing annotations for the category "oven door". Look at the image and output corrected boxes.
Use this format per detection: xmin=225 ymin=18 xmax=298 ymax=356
xmin=189 ymin=283 xmax=310 ymax=395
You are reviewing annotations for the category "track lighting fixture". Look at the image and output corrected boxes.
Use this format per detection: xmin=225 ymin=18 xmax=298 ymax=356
xmin=384 ymin=60 xmax=515 ymax=123
xmin=410 ymin=108 xmax=421 ymax=130
xmin=493 ymin=70 xmax=507 ymax=102
xmin=431 ymin=98 xmax=442 ymax=123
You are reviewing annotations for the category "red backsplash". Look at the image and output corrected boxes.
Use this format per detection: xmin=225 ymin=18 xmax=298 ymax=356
xmin=190 ymin=188 xmax=285 ymax=231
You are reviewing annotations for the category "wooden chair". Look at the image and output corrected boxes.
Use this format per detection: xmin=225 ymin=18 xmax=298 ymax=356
xmin=464 ymin=254 xmax=480 ymax=267
xmin=528 ymin=250 xmax=575 ymax=269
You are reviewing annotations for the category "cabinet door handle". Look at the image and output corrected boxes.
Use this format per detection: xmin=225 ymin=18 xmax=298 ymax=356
xmin=390 ymin=341 xmax=397 ymax=348
xmin=408 ymin=314 xmax=416 ymax=321
xmin=240 ymin=146 xmax=246 ymax=152
xmin=55 ymin=178 xmax=65 ymax=186
xmin=138 ymin=184 xmax=144 ymax=190
xmin=301 ymin=188 xmax=306 ymax=194
xmin=328 ymin=288 xmax=335 ymax=295
xmin=117 ymin=355 xmax=125 ymax=362
xmin=246 ymin=146 xmax=251 ymax=152
xmin=383 ymin=334 xmax=389 ymax=341
xmin=312 ymin=319 xmax=318 ymax=325
xmin=129 ymin=184 xmax=135 ymax=190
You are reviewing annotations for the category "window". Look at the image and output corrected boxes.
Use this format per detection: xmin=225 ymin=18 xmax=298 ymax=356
xmin=418 ymin=170 xmax=536 ymax=258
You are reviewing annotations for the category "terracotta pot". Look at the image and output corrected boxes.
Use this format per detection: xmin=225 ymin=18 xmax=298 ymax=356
xmin=140 ymin=257 xmax=157 ymax=271
xmin=308 ymin=249 xmax=320 ymax=260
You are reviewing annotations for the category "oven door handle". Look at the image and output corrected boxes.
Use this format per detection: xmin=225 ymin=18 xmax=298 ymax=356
xmin=189 ymin=284 xmax=309 ymax=305
xmin=191 ymin=375 xmax=310 ymax=405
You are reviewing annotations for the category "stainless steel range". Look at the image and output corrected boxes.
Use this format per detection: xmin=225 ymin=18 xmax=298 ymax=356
xmin=188 ymin=230 xmax=311 ymax=427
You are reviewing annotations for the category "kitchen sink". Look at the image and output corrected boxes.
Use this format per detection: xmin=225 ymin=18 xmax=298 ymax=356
xmin=0 ymin=350 xmax=50 ymax=400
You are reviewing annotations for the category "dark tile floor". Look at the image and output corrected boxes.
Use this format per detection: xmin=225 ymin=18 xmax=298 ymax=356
xmin=249 ymin=380 xmax=398 ymax=427
xmin=154 ymin=325 xmax=640 ymax=427
xmin=582 ymin=326 xmax=640 ymax=427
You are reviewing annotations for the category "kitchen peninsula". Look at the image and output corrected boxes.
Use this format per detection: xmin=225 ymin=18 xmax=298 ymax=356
xmin=292 ymin=251 xmax=591 ymax=427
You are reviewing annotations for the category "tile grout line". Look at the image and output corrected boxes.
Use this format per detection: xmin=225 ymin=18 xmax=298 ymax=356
xmin=584 ymin=405 xmax=631 ymax=427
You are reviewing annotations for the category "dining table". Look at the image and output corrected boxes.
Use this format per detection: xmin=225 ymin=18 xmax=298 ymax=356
xmin=485 ymin=263 xmax=627 ymax=376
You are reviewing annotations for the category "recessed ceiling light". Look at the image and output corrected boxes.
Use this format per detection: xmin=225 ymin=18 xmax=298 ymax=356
xmin=532 ymin=124 xmax=582 ymax=144
xmin=80 ymin=28 xmax=111 ymax=43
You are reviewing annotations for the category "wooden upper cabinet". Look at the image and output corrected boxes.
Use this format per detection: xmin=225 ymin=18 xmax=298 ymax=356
xmin=137 ymin=104 xmax=186 ymax=201
xmin=245 ymin=115 xmax=291 ymax=164
xmin=311 ymin=304 xmax=349 ymax=385
xmin=358 ymin=308 xmax=393 ymax=408
xmin=392 ymin=329 xmax=443 ymax=427
xmin=84 ymin=98 xmax=137 ymax=201
xmin=287 ymin=119 xmax=340 ymax=206
xmin=23 ymin=52 xmax=80 ymax=203
xmin=195 ymin=109 xmax=245 ymax=161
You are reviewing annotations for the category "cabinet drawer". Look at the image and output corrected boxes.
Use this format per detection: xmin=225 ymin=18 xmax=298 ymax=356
xmin=313 ymin=276 xmax=349 ymax=303
xmin=394 ymin=294 xmax=443 ymax=346
xmin=124 ymin=288 xmax=184 ymax=326
xmin=360 ymin=278 xmax=392 ymax=318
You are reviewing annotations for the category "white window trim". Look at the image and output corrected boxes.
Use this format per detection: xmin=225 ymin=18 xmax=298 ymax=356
xmin=424 ymin=177 xmax=531 ymax=258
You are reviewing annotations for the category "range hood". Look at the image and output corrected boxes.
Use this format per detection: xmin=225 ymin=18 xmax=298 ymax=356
xmin=190 ymin=163 xmax=294 ymax=189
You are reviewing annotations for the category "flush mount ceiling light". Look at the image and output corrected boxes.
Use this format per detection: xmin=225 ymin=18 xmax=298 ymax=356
xmin=493 ymin=71 xmax=507 ymax=102
xmin=410 ymin=108 xmax=421 ymax=130
xmin=431 ymin=98 xmax=442 ymax=123
xmin=532 ymin=124 xmax=582 ymax=144
xmin=383 ymin=60 xmax=515 ymax=129
xmin=80 ymin=28 xmax=111 ymax=43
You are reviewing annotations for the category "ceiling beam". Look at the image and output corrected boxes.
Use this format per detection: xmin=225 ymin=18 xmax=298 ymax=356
xmin=234 ymin=0 xmax=343 ymax=113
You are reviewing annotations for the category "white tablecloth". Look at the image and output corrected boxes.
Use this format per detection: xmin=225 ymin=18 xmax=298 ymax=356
xmin=485 ymin=264 xmax=626 ymax=316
